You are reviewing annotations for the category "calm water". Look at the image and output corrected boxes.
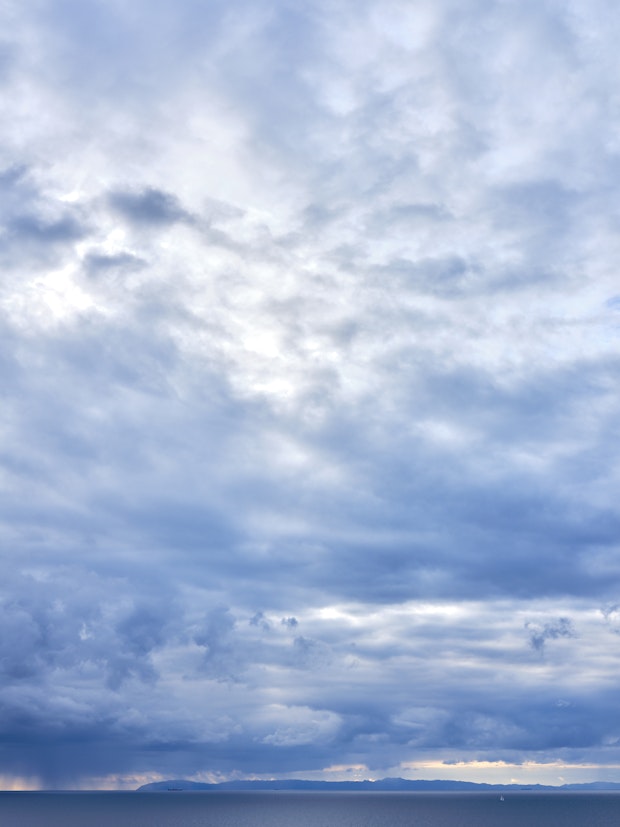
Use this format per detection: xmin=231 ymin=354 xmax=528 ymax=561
xmin=0 ymin=791 xmax=618 ymax=827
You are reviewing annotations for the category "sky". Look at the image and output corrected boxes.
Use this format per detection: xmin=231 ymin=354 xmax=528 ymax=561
xmin=1 ymin=0 xmax=620 ymax=791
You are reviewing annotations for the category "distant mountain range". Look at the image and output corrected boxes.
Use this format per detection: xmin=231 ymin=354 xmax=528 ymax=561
xmin=137 ymin=777 xmax=620 ymax=792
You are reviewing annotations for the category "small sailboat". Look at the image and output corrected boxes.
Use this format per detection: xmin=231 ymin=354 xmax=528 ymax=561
xmin=500 ymin=794 xmax=505 ymax=802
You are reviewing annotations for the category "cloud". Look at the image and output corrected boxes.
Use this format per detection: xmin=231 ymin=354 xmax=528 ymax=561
xmin=108 ymin=188 xmax=192 ymax=227
xmin=281 ymin=617 xmax=298 ymax=628
xmin=194 ymin=607 xmax=239 ymax=680
xmin=525 ymin=617 xmax=577 ymax=652
xmin=84 ymin=251 xmax=146 ymax=274
xmin=1 ymin=0 xmax=620 ymax=789
xmin=260 ymin=705 xmax=342 ymax=747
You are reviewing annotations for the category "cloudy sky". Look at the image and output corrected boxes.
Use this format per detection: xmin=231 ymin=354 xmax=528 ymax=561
xmin=2 ymin=0 xmax=620 ymax=790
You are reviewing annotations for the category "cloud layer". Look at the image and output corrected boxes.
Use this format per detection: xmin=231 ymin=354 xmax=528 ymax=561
xmin=1 ymin=0 xmax=620 ymax=788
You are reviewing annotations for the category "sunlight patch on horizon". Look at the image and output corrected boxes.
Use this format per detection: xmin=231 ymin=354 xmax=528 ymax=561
xmin=0 ymin=775 xmax=41 ymax=791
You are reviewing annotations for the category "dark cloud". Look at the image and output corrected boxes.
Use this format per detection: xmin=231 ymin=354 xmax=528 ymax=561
xmin=108 ymin=187 xmax=191 ymax=226
xmin=84 ymin=250 xmax=147 ymax=273
xmin=7 ymin=213 xmax=85 ymax=243
xmin=249 ymin=611 xmax=270 ymax=630
xmin=0 ymin=164 xmax=28 ymax=189
xmin=0 ymin=168 xmax=90 ymax=278
xmin=194 ymin=607 xmax=239 ymax=680
xmin=526 ymin=618 xmax=577 ymax=652
xmin=281 ymin=616 xmax=298 ymax=628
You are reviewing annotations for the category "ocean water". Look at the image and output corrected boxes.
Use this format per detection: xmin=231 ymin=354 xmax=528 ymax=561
xmin=0 ymin=791 xmax=618 ymax=827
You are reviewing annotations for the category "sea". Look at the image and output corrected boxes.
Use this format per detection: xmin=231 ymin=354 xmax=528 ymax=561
xmin=0 ymin=791 xmax=618 ymax=827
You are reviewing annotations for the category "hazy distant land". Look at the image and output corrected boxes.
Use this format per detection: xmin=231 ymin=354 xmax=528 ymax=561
xmin=137 ymin=778 xmax=620 ymax=792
